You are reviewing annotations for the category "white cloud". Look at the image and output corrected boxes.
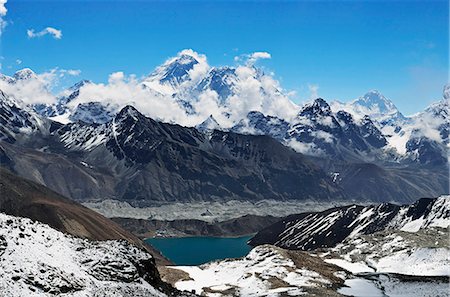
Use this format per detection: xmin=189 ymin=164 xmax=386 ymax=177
xmin=16 ymin=59 xmax=22 ymax=65
xmin=0 ymin=69 xmax=57 ymax=105
xmin=71 ymin=72 xmax=196 ymax=126
xmin=27 ymin=27 xmax=62 ymax=39
xmin=285 ymin=139 xmax=324 ymax=156
xmin=0 ymin=0 xmax=7 ymax=36
xmin=247 ymin=51 xmax=271 ymax=65
xmin=0 ymin=67 xmax=85 ymax=105
xmin=2 ymin=50 xmax=300 ymax=130
xmin=66 ymin=69 xmax=81 ymax=76
xmin=234 ymin=51 xmax=272 ymax=66
xmin=308 ymin=84 xmax=319 ymax=100
xmin=250 ymin=51 xmax=271 ymax=60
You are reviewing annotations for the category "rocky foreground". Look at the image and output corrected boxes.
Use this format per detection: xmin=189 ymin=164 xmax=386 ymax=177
xmin=0 ymin=213 xmax=194 ymax=296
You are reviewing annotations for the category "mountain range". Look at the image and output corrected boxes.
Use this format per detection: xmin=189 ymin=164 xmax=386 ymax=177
xmin=1 ymin=50 xmax=447 ymax=166
xmin=0 ymin=50 xmax=448 ymax=209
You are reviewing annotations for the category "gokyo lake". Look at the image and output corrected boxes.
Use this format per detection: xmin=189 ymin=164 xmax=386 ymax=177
xmin=146 ymin=235 xmax=253 ymax=265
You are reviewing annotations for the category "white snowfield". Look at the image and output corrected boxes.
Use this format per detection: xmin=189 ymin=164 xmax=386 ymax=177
xmin=0 ymin=213 xmax=167 ymax=297
xmin=172 ymin=245 xmax=336 ymax=297
xmin=325 ymin=233 xmax=449 ymax=276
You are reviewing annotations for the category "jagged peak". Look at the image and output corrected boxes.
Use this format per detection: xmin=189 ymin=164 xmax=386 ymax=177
xmin=361 ymin=114 xmax=373 ymax=123
xmin=13 ymin=68 xmax=37 ymax=80
xmin=69 ymin=79 xmax=92 ymax=91
xmin=299 ymin=98 xmax=332 ymax=117
xmin=197 ymin=114 xmax=220 ymax=132
xmin=356 ymin=89 xmax=398 ymax=112
xmin=115 ymin=105 xmax=144 ymax=122
xmin=209 ymin=66 xmax=236 ymax=74
xmin=0 ymin=73 xmax=15 ymax=84
xmin=247 ymin=110 xmax=265 ymax=118
xmin=160 ymin=49 xmax=204 ymax=69
xmin=335 ymin=110 xmax=355 ymax=124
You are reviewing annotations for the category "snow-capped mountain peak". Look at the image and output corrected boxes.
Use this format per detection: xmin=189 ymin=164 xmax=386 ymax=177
xmin=13 ymin=68 xmax=37 ymax=81
xmin=331 ymin=90 xmax=405 ymax=125
xmin=299 ymin=98 xmax=332 ymax=117
xmin=0 ymin=73 xmax=15 ymax=84
xmin=158 ymin=54 xmax=199 ymax=84
xmin=143 ymin=50 xmax=210 ymax=95
xmin=196 ymin=115 xmax=221 ymax=132
xmin=0 ymin=90 xmax=48 ymax=143
xmin=356 ymin=89 xmax=398 ymax=114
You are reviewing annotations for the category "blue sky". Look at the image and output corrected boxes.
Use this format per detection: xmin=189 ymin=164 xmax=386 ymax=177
xmin=0 ymin=0 xmax=448 ymax=114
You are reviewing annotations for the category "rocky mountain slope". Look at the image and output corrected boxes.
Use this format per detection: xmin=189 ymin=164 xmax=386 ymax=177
xmin=0 ymin=92 xmax=447 ymax=207
xmin=0 ymin=212 xmax=192 ymax=297
xmin=1 ymin=103 xmax=346 ymax=205
xmin=0 ymin=61 xmax=448 ymax=207
xmin=0 ymin=167 xmax=170 ymax=265
xmin=249 ymin=195 xmax=449 ymax=250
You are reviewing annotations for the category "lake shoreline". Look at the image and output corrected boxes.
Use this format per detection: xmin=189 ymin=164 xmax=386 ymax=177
xmin=145 ymin=235 xmax=254 ymax=266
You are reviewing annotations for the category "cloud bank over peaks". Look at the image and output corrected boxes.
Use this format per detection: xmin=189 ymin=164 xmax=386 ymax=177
xmin=0 ymin=50 xmax=318 ymax=131
xmin=0 ymin=68 xmax=81 ymax=106
xmin=67 ymin=49 xmax=298 ymax=128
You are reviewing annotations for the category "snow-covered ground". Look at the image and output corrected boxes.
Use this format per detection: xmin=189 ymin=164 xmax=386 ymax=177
xmin=83 ymin=199 xmax=363 ymax=221
xmin=159 ymin=196 xmax=450 ymax=297
xmin=166 ymin=245 xmax=346 ymax=296
xmin=324 ymin=228 xmax=450 ymax=276
xmin=0 ymin=213 xmax=169 ymax=297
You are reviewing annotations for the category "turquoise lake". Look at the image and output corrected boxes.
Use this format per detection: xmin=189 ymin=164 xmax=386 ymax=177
xmin=146 ymin=235 xmax=253 ymax=265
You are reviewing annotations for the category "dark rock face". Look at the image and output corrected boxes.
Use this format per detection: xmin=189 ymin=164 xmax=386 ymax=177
xmin=358 ymin=115 xmax=387 ymax=148
xmin=248 ymin=197 xmax=445 ymax=250
xmin=406 ymin=136 xmax=447 ymax=165
xmin=45 ymin=105 xmax=341 ymax=204
xmin=0 ymin=90 xmax=42 ymax=143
